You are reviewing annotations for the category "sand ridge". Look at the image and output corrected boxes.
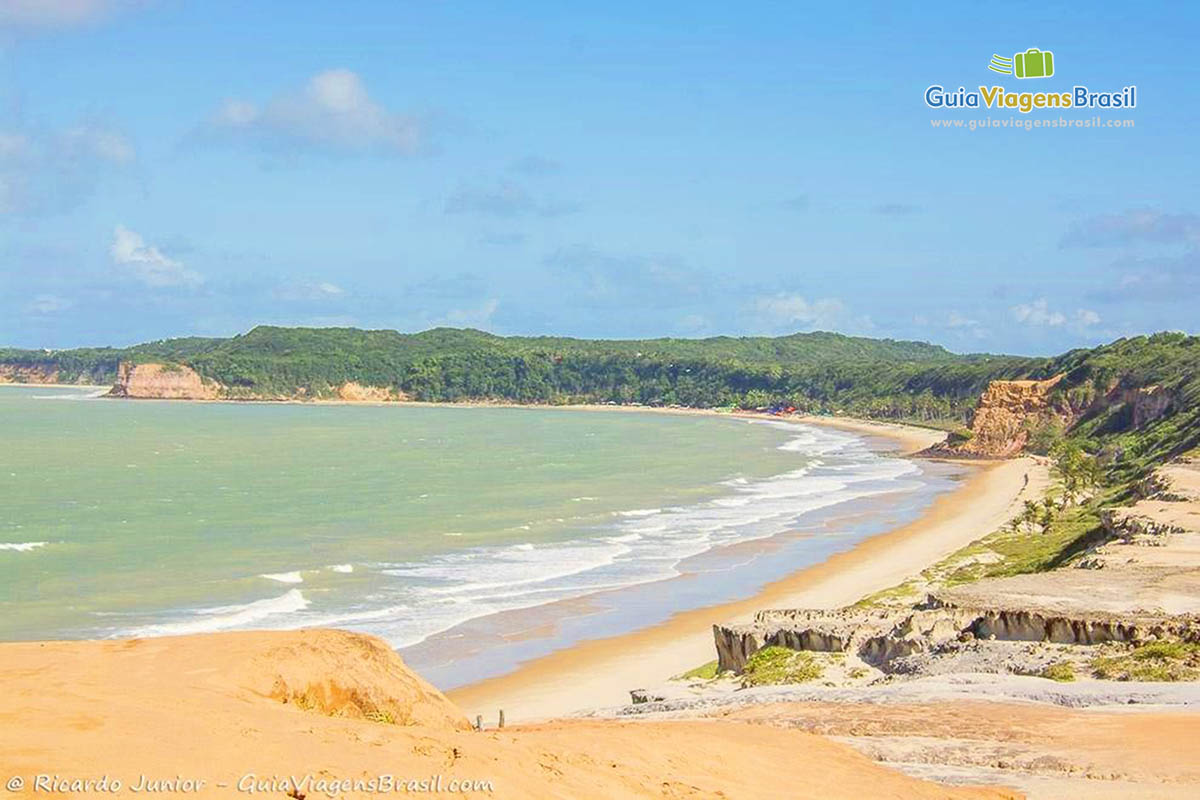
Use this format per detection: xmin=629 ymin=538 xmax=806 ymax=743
xmin=0 ymin=629 xmax=1017 ymax=800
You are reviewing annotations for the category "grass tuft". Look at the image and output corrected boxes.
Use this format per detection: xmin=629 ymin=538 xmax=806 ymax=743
xmin=674 ymin=660 xmax=721 ymax=681
xmin=1091 ymin=641 xmax=1200 ymax=682
xmin=1040 ymin=661 xmax=1076 ymax=682
xmin=741 ymin=646 xmax=823 ymax=687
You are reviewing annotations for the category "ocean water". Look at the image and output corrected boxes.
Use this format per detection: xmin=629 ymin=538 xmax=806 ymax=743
xmin=0 ymin=385 xmax=961 ymax=687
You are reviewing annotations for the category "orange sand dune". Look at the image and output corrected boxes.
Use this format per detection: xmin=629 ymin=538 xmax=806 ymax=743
xmin=0 ymin=629 xmax=1016 ymax=799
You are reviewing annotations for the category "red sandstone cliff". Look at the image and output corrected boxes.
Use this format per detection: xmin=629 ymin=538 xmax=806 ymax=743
xmin=938 ymin=373 xmax=1176 ymax=459
xmin=107 ymin=362 xmax=222 ymax=400
xmin=0 ymin=364 xmax=68 ymax=384
xmin=948 ymin=374 xmax=1066 ymax=458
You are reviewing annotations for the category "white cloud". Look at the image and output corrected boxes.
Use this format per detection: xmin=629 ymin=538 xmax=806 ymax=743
xmin=445 ymin=181 xmax=535 ymax=217
xmin=63 ymin=123 xmax=135 ymax=164
xmin=543 ymin=245 xmax=699 ymax=304
xmin=275 ymin=280 xmax=345 ymax=301
xmin=946 ymin=311 xmax=979 ymax=328
xmin=0 ymin=0 xmax=144 ymax=28
xmin=208 ymin=69 xmax=421 ymax=155
xmin=110 ymin=225 xmax=203 ymax=288
xmin=1012 ymin=299 xmax=1101 ymax=328
xmin=753 ymin=293 xmax=846 ymax=330
xmin=1012 ymin=298 xmax=1066 ymax=327
xmin=445 ymin=179 xmax=579 ymax=218
xmin=0 ymin=133 xmax=28 ymax=157
xmin=25 ymin=294 xmax=73 ymax=314
xmin=509 ymin=155 xmax=561 ymax=176
xmin=0 ymin=122 xmax=134 ymax=214
xmin=440 ymin=298 xmax=499 ymax=329
xmin=1062 ymin=208 xmax=1200 ymax=247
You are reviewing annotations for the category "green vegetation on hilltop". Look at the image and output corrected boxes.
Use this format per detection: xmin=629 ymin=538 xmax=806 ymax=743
xmin=0 ymin=337 xmax=224 ymax=385
xmin=3 ymin=328 xmax=1197 ymax=464
xmin=0 ymin=325 xmax=1034 ymax=420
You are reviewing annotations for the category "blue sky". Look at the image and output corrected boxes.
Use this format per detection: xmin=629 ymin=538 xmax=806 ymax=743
xmin=1 ymin=1 xmax=1197 ymax=354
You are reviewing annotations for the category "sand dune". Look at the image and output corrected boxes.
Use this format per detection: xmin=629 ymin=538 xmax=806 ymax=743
xmin=0 ymin=629 xmax=1016 ymax=799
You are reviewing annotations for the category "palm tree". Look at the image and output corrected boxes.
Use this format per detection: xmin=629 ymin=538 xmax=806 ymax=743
xmin=1040 ymin=499 xmax=1056 ymax=533
xmin=1022 ymin=499 xmax=1040 ymax=532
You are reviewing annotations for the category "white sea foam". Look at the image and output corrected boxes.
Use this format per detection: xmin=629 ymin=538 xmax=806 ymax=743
xmin=119 ymin=421 xmax=931 ymax=651
xmin=290 ymin=421 xmax=927 ymax=650
xmin=328 ymin=563 xmax=354 ymax=573
xmin=0 ymin=541 xmax=47 ymax=552
xmin=127 ymin=589 xmax=309 ymax=637
xmin=615 ymin=507 xmax=662 ymax=518
xmin=32 ymin=389 xmax=107 ymax=400
xmin=260 ymin=570 xmax=304 ymax=584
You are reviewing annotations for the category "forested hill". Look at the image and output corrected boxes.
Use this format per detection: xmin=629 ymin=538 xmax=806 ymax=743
xmin=2 ymin=328 xmax=1198 ymax=456
xmin=0 ymin=326 xmax=1031 ymax=419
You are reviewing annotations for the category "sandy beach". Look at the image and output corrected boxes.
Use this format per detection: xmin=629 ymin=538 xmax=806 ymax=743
xmin=449 ymin=418 xmax=1048 ymax=722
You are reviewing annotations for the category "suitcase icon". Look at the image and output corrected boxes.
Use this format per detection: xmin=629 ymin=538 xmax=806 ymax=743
xmin=1014 ymin=48 xmax=1054 ymax=79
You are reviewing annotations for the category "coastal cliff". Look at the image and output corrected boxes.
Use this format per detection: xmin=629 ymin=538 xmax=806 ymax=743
xmin=337 ymin=381 xmax=408 ymax=402
xmin=107 ymin=362 xmax=222 ymax=400
xmin=0 ymin=363 xmax=73 ymax=384
xmin=103 ymin=362 xmax=411 ymax=402
xmin=933 ymin=371 xmax=1181 ymax=459
xmin=948 ymin=375 xmax=1066 ymax=458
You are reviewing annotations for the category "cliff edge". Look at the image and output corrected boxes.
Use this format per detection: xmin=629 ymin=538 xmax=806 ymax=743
xmin=949 ymin=374 xmax=1066 ymax=457
xmin=107 ymin=361 xmax=222 ymax=400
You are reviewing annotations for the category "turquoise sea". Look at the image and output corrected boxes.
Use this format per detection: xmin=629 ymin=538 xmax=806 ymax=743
xmin=0 ymin=386 xmax=962 ymax=688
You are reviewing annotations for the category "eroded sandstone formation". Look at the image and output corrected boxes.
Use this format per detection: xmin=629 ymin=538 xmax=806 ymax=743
xmin=107 ymin=362 xmax=222 ymax=400
xmin=713 ymin=597 xmax=1200 ymax=674
xmin=0 ymin=363 xmax=64 ymax=384
xmin=1126 ymin=384 xmax=1174 ymax=428
xmin=933 ymin=373 xmax=1179 ymax=460
xmin=951 ymin=374 xmax=1066 ymax=458
xmin=337 ymin=381 xmax=407 ymax=402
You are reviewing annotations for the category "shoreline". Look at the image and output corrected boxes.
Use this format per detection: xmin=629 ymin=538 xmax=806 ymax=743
xmin=0 ymin=382 xmax=108 ymax=389
xmin=448 ymin=447 xmax=1046 ymax=722
xmin=0 ymin=382 xmax=947 ymax=455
